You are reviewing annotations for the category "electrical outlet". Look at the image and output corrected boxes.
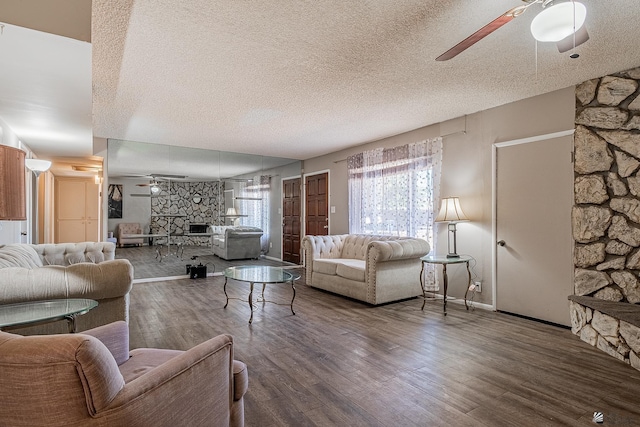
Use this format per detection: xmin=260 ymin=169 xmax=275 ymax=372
xmin=474 ymin=281 xmax=482 ymax=293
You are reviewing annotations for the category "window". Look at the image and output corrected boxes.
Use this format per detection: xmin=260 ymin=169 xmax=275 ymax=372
xmin=348 ymin=138 xmax=442 ymax=289
xmin=348 ymin=138 xmax=442 ymax=240
xmin=238 ymin=176 xmax=271 ymax=253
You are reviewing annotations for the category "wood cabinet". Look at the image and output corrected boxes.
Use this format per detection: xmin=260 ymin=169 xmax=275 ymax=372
xmin=0 ymin=145 xmax=26 ymax=220
xmin=56 ymin=178 xmax=100 ymax=242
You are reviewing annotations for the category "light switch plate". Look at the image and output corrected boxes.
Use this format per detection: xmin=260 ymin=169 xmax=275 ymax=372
xmin=330 ymin=206 xmax=336 ymax=213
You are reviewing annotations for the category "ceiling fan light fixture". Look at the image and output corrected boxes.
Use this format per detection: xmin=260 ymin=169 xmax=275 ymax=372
xmin=530 ymin=1 xmax=586 ymax=42
xmin=150 ymin=183 xmax=161 ymax=194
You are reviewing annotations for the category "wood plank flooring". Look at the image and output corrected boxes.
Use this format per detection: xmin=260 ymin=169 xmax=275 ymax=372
xmin=128 ymin=273 xmax=640 ymax=426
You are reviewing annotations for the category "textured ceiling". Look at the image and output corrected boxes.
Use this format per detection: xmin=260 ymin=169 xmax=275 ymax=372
xmin=2 ymin=1 xmax=640 ymax=165
xmin=91 ymin=0 xmax=640 ymax=160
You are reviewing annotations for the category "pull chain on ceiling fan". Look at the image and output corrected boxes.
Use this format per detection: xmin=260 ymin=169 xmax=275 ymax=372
xmin=436 ymin=0 xmax=588 ymax=61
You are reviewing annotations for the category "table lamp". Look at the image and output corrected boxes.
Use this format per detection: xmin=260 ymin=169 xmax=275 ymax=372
xmin=226 ymin=207 xmax=239 ymax=225
xmin=435 ymin=197 xmax=468 ymax=258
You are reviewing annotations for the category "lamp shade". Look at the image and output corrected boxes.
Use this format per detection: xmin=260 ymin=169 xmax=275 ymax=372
xmin=226 ymin=207 xmax=237 ymax=216
xmin=25 ymin=158 xmax=52 ymax=173
xmin=435 ymin=197 xmax=469 ymax=223
xmin=530 ymin=1 xmax=586 ymax=42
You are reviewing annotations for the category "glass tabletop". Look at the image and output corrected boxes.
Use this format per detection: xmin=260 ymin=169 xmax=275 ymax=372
xmin=0 ymin=298 xmax=98 ymax=329
xmin=421 ymin=254 xmax=473 ymax=264
xmin=224 ymin=266 xmax=299 ymax=283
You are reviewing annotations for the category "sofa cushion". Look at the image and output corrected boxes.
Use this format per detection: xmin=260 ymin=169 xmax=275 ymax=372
xmin=313 ymin=259 xmax=340 ymax=275
xmin=335 ymin=260 xmax=366 ymax=282
xmin=120 ymin=348 xmax=183 ymax=383
xmin=314 ymin=258 xmax=365 ymax=282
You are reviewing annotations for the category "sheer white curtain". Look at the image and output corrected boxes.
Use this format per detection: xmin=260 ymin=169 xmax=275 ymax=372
xmin=347 ymin=138 xmax=442 ymax=290
xmin=238 ymin=176 xmax=271 ymax=253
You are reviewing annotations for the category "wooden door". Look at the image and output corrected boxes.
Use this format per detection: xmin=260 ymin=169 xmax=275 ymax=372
xmin=495 ymin=135 xmax=573 ymax=326
xmin=305 ymin=173 xmax=328 ymax=236
xmin=282 ymin=178 xmax=301 ymax=264
xmin=0 ymin=145 xmax=26 ymax=220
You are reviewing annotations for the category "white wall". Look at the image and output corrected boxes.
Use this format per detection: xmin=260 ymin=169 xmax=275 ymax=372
xmin=106 ymin=178 xmax=153 ymax=235
xmin=302 ymin=86 xmax=576 ymax=305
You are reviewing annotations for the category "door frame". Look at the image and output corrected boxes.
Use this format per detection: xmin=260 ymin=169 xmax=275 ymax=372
xmin=280 ymin=173 xmax=302 ymax=264
xmin=491 ymin=129 xmax=575 ymax=311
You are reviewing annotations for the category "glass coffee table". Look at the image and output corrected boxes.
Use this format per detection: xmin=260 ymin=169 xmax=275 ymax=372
xmin=223 ymin=266 xmax=300 ymax=324
xmin=0 ymin=298 xmax=98 ymax=333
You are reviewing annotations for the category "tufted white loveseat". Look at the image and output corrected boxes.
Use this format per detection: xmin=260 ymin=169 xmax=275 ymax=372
xmin=0 ymin=242 xmax=133 ymax=335
xmin=302 ymin=234 xmax=430 ymax=305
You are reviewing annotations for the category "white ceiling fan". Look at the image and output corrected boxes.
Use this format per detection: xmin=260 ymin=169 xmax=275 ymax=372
xmin=130 ymin=174 xmax=187 ymax=197
xmin=436 ymin=0 xmax=589 ymax=61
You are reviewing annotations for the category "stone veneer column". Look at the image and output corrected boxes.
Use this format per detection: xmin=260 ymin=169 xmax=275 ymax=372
xmin=572 ymin=66 xmax=640 ymax=370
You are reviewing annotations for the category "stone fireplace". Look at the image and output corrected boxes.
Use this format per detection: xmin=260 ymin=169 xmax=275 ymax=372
xmin=571 ymin=66 xmax=640 ymax=371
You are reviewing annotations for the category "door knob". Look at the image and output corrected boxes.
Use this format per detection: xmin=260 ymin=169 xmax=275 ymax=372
xmin=323 ymin=225 xmax=328 ymax=229
xmin=497 ymin=240 xmax=506 ymax=247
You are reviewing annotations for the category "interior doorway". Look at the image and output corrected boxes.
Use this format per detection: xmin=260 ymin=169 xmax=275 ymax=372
xmin=494 ymin=131 xmax=574 ymax=326
xmin=282 ymin=177 xmax=301 ymax=264
xmin=305 ymin=172 xmax=329 ymax=236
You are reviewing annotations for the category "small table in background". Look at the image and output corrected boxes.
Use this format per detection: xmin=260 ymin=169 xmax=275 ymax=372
xmin=223 ymin=266 xmax=300 ymax=324
xmin=0 ymin=298 xmax=98 ymax=333
xmin=420 ymin=255 xmax=473 ymax=315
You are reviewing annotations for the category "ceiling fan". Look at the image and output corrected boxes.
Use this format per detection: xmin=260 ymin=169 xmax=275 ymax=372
xmin=436 ymin=0 xmax=589 ymax=61
xmin=132 ymin=174 xmax=187 ymax=195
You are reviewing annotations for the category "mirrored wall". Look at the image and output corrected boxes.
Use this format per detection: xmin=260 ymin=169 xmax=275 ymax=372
xmin=106 ymin=139 xmax=301 ymax=279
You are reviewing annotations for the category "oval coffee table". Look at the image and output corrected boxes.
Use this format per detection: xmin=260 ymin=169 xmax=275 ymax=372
xmin=223 ymin=266 xmax=300 ymax=324
xmin=0 ymin=298 xmax=99 ymax=333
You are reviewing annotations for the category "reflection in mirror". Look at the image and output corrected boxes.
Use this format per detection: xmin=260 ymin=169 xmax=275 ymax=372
xmin=107 ymin=139 xmax=302 ymax=279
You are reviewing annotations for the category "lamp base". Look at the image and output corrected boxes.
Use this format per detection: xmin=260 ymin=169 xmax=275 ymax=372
xmin=446 ymin=253 xmax=460 ymax=258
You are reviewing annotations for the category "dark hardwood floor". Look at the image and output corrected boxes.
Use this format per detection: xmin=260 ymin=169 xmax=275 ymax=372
xmin=128 ymin=273 xmax=640 ymax=426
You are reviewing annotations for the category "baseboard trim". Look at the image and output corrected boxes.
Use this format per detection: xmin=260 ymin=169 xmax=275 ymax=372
xmin=423 ymin=292 xmax=493 ymax=311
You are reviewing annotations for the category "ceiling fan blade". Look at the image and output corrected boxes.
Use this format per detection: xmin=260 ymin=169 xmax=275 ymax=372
xmin=130 ymin=193 xmax=153 ymax=197
xmin=151 ymin=174 xmax=187 ymax=179
xmin=556 ymin=25 xmax=589 ymax=53
xmin=436 ymin=4 xmax=532 ymax=61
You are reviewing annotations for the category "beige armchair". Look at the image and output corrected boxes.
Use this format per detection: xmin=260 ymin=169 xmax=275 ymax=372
xmin=0 ymin=321 xmax=248 ymax=427
xmin=115 ymin=222 xmax=144 ymax=247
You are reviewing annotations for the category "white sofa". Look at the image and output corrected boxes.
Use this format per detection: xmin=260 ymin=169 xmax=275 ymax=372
xmin=302 ymin=234 xmax=430 ymax=305
xmin=0 ymin=242 xmax=134 ymax=335
xmin=210 ymin=225 xmax=264 ymax=260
